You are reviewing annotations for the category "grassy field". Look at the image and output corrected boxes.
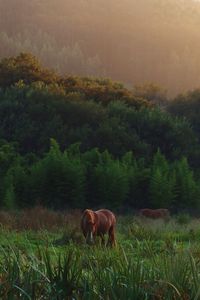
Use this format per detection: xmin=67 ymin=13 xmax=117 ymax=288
xmin=0 ymin=207 xmax=200 ymax=299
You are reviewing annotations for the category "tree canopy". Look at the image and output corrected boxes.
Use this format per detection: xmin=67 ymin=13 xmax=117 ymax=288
xmin=0 ymin=53 xmax=200 ymax=211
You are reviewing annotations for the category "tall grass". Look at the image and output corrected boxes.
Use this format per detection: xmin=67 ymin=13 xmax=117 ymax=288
xmin=0 ymin=243 xmax=200 ymax=299
xmin=0 ymin=209 xmax=200 ymax=299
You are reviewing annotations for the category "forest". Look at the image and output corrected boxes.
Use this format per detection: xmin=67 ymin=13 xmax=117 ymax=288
xmin=0 ymin=52 xmax=200 ymax=211
xmin=1 ymin=0 xmax=200 ymax=95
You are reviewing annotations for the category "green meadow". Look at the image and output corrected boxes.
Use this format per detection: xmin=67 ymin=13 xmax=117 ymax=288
xmin=0 ymin=208 xmax=200 ymax=299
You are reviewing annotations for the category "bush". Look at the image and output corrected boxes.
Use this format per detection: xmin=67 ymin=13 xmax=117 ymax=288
xmin=176 ymin=213 xmax=191 ymax=225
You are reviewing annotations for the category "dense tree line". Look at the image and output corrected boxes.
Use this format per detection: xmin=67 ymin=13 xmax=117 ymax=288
xmin=167 ymin=90 xmax=200 ymax=143
xmin=0 ymin=53 xmax=200 ymax=210
xmin=1 ymin=139 xmax=200 ymax=211
xmin=0 ymin=54 xmax=197 ymax=160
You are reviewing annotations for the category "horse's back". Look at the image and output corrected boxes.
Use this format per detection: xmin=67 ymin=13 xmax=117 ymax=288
xmin=156 ymin=208 xmax=170 ymax=218
xmin=140 ymin=208 xmax=170 ymax=219
xmin=139 ymin=208 xmax=152 ymax=217
xmin=95 ymin=209 xmax=116 ymax=234
xmin=96 ymin=209 xmax=116 ymax=224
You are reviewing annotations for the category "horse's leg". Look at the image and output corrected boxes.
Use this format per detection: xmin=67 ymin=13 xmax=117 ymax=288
xmin=107 ymin=226 xmax=116 ymax=247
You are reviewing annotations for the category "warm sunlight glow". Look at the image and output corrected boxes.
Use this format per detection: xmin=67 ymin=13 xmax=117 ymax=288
xmin=1 ymin=0 xmax=200 ymax=95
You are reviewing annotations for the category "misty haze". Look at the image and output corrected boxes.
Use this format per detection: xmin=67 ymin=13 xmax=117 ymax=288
xmin=1 ymin=0 xmax=200 ymax=95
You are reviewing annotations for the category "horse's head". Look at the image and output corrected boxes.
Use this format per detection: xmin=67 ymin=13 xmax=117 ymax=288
xmin=81 ymin=209 xmax=96 ymax=245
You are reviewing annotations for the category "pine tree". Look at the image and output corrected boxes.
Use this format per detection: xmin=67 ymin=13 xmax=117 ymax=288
xmin=149 ymin=150 xmax=176 ymax=208
xmin=93 ymin=156 xmax=129 ymax=209
xmin=174 ymin=157 xmax=200 ymax=209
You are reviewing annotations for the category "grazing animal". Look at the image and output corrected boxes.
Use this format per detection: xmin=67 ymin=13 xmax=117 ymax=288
xmin=81 ymin=209 xmax=116 ymax=246
xmin=139 ymin=208 xmax=170 ymax=219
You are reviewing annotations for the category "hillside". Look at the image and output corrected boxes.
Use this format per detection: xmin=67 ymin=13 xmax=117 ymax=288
xmin=0 ymin=53 xmax=200 ymax=210
xmin=1 ymin=0 xmax=200 ymax=94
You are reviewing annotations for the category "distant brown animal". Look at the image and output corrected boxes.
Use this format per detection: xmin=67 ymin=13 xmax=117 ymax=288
xmin=81 ymin=209 xmax=116 ymax=246
xmin=139 ymin=208 xmax=170 ymax=219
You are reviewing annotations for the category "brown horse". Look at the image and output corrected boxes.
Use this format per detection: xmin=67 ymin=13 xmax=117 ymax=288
xmin=139 ymin=208 xmax=170 ymax=219
xmin=81 ymin=209 xmax=116 ymax=246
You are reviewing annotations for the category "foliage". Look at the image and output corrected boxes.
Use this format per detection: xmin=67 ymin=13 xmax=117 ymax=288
xmin=0 ymin=140 xmax=198 ymax=210
xmin=0 ymin=52 xmax=58 ymax=87
xmin=176 ymin=213 xmax=191 ymax=226
xmin=167 ymin=90 xmax=200 ymax=168
xmin=133 ymin=82 xmax=168 ymax=106
xmin=0 ymin=54 xmax=199 ymax=210
xmin=149 ymin=150 xmax=175 ymax=208
xmin=0 ymin=56 xmax=197 ymax=163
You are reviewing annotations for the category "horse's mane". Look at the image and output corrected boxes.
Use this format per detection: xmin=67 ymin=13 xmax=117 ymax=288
xmin=82 ymin=209 xmax=95 ymax=224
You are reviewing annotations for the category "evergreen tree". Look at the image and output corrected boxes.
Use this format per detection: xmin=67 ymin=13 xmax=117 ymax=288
xmin=174 ymin=157 xmax=200 ymax=209
xmin=93 ymin=153 xmax=129 ymax=209
xmin=149 ymin=150 xmax=175 ymax=208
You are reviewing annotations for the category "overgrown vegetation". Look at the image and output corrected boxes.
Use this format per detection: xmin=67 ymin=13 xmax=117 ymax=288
xmin=0 ymin=209 xmax=200 ymax=299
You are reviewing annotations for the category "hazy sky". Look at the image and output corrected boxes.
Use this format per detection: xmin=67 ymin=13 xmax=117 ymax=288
xmin=1 ymin=0 xmax=200 ymax=95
